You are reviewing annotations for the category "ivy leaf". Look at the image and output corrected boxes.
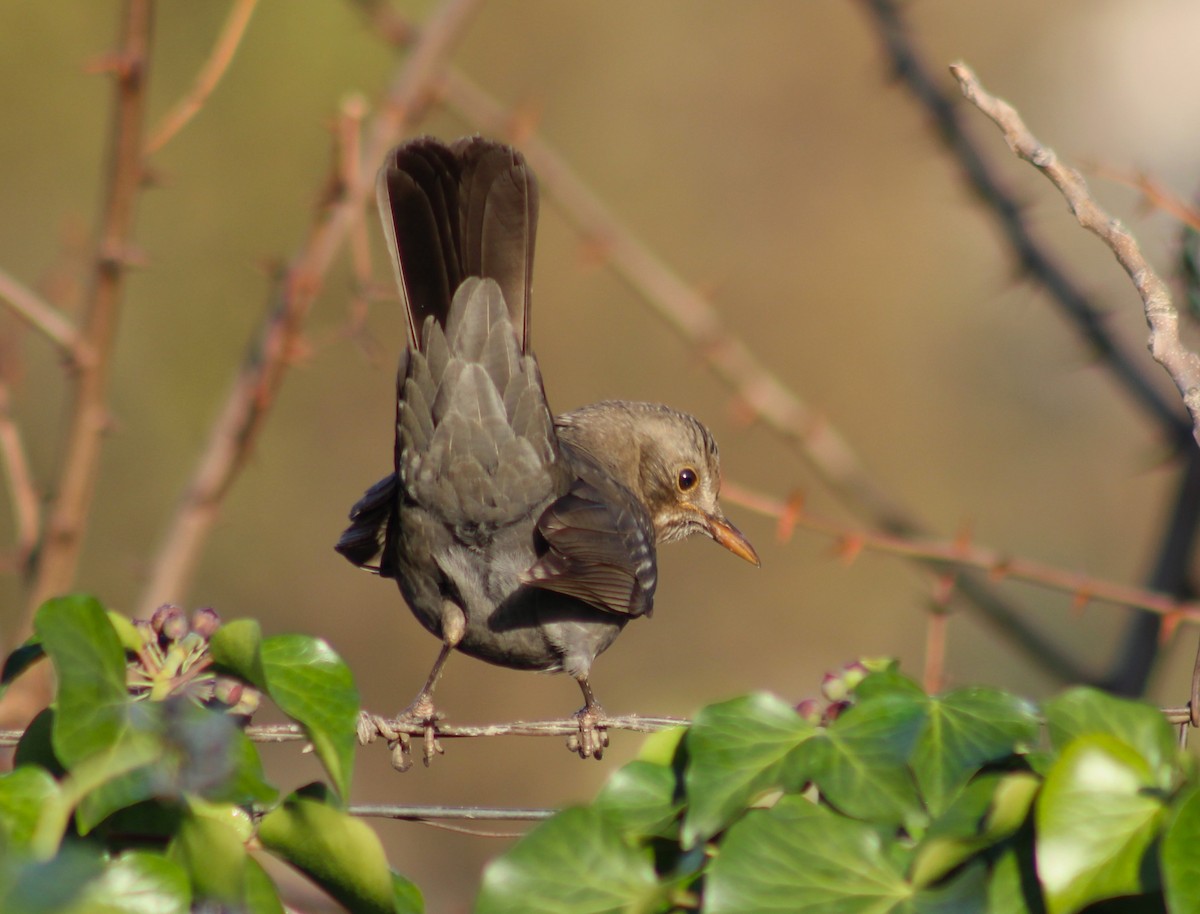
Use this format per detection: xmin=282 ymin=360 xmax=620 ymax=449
xmin=681 ymin=693 xmax=815 ymax=847
xmin=259 ymin=785 xmax=415 ymax=914
xmin=34 ymin=595 xmax=131 ymax=766
xmin=1036 ymin=733 xmax=1166 ymax=914
xmin=800 ymin=689 xmax=925 ymax=829
xmin=78 ymin=851 xmax=192 ymax=914
xmin=1043 ymin=688 xmax=1177 ymax=789
xmin=910 ymin=687 xmax=1038 ymax=816
xmin=0 ymin=767 xmax=60 ymax=850
xmin=475 ymin=806 xmax=659 ymax=914
xmin=705 ymin=795 xmax=913 ymax=913
xmin=1162 ymin=786 xmax=1200 ymax=914
xmin=260 ymin=635 xmax=358 ymax=802
xmin=593 ymin=760 xmax=681 ymax=840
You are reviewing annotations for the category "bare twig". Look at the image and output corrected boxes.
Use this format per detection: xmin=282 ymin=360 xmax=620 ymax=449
xmin=0 ymin=267 xmax=85 ymax=363
xmin=0 ymin=382 xmax=39 ymax=570
xmin=950 ymin=64 xmax=1200 ymax=446
xmin=857 ymin=0 xmax=1187 ymax=443
xmin=143 ymin=0 xmax=260 ymax=155
xmin=135 ymin=0 xmax=483 ymax=616
xmin=24 ymin=0 xmax=155 ymax=623
xmin=1091 ymin=165 xmax=1200 ymax=233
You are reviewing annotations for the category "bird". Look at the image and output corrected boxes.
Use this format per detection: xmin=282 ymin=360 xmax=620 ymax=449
xmin=336 ymin=136 xmax=759 ymax=770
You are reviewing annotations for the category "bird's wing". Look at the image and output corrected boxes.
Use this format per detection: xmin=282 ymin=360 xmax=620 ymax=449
xmin=334 ymin=472 xmax=399 ymax=576
xmin=523 ymin=453 xmax=658 ymax=618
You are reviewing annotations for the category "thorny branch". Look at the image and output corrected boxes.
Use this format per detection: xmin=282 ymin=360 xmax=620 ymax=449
xmin=949 ymin=63 xmax=1200 ymax=445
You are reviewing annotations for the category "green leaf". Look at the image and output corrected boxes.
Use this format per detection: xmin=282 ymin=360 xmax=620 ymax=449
xmin=105 ymin=612 xmax=145 ymax=655
xmin=0 ymin=767 xmax=60 ymax=850
xmin=34 ymin=595 xmax=131 ymax=766
xmin=260 ymin=634 xmax=359 ymax=801
xmin=213 ymin=624 xmax=358 ymax=801
xmin=475 ymin=806 xmax=659 ymax=914
xmin=258 ymin=786 xmax=408 ymax=914
xmin=1036 ymin=733 xmax=1166 ymax=914
xmin=594 ymin=760 xmax=682 ymax=839
xmin=13 ymin=710 xmax=62 ymax=775
xmin=77 ymin=851 xmax=191 ymax=914
xmin=910 ymin=687 xmax=1039 ymax=816
xmin=799 ymin=690 xmax=925 ymax=829
xmin=911 ymin=772 xmax=1039 ymax=887
xmin=705 ymin=795 xmax=913 ymax=913
xmin=0 ymin=843 xmax=104 ymax=914
xmin=985 ymin=845 xmax=1042 ymax=914
xmin=41 ymin=731 xmax=163 ymax=847
xmin=681 ymin=693 xmax=815 ymax=847
xmin=1043 ymin=688 xmax=1177 ymax=789
xmin=209 ymin=619 xmax=267 ymax=688
xmin=1162 ymin=786 xmax=1200 ymax=914
xmin=169 ymin=800 xmax=248 ymax=907
xmin=244 ymin=856 xmax=286 ymax=914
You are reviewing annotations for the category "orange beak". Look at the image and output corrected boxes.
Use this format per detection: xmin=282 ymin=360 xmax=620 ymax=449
xmin=704 ymin=512 xmax=761 ymax=566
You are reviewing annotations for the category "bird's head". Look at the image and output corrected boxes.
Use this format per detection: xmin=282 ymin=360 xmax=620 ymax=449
xmin=557 ymin=401 xmax=759 ymax=566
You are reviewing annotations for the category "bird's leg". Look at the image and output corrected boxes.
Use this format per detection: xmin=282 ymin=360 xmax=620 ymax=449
xmin=358 ymin=602 xmax=464 ymax=771
xmin=566 ymin=676 xmax=609 ymax=760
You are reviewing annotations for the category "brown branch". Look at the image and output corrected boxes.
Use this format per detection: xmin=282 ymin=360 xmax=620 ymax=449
xmin=24 ymin=0 xmax=155 ymax=625
xmin=856 ymin=0 xmax=1187 ymax=443
xmin=134 ymin=0 xmax=483 ymax=616
xmin=949 ymin=63 xmax=1200 ymax=447
xmin=143 ymin=0 xmax=260 ymax=156
xmin=0 ymin=267 xmax=85 ymax=363
xmin=1091 ymin=165 xmax=1200 ymax=233
xmin=0 ymin=382 xmax=39 ymax=571
xmin=724 ymin=480 xmax=1200 ymax=627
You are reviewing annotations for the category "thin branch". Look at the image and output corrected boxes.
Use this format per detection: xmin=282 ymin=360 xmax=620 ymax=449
xmin=440 ymin=68 xmax=1091 ymax=684
xmin=0 ymin=382 xmax=39 ymax=570
xmin=950 ymin=63 xmax=1200 ymax=446
xmin=143 ymin=0 xmax=260 ymax=155
xmin=24 ymin=0 xmax=155 ymax=624
xmin=0 ymin=267 xmax=85 ymax=363
xmin=856 ymin=0 xmax=1188 ymax=444
xmin=724 ymin=480 xmax=1200 ymax=626
xmin=1091 ymin=164 xmax=1200 ymax=233
xmin=135 ymin=0 xmax=485 ymax=616
xmin=349 ymin=804 xmax=554 ymax=822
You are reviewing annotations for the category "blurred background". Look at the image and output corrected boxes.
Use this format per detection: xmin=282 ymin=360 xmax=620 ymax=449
xmin=4 ymin=0 xmax=1200 ymax=909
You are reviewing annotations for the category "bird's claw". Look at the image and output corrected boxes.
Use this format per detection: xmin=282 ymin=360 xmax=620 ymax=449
xmin=568 ymin=704 xmax=609 ymax=760
xmin=357 ymin=700 xmax=445 ymax=772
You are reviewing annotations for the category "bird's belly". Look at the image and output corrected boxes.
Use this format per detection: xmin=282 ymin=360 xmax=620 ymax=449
xmin=394 ymin=525 xmax=629 ymax=675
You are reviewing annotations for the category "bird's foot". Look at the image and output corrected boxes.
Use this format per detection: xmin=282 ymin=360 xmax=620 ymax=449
xmin=357 ymin=695 xmax=444 ymax=772
xmin=566 ymin=703 xmax=609 ymax=760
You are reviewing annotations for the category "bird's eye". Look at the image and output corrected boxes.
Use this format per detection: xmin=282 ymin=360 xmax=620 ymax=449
xmin=677 ymin=467 xmax=698 ymax=492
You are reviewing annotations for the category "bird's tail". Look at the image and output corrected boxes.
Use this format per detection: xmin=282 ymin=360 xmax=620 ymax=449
xmin=376 ymin=136 xmax=539 ymax=354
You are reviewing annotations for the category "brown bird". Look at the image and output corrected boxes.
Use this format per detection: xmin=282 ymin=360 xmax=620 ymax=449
xmin=337 ymin=136 xmax=758 ymax=769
